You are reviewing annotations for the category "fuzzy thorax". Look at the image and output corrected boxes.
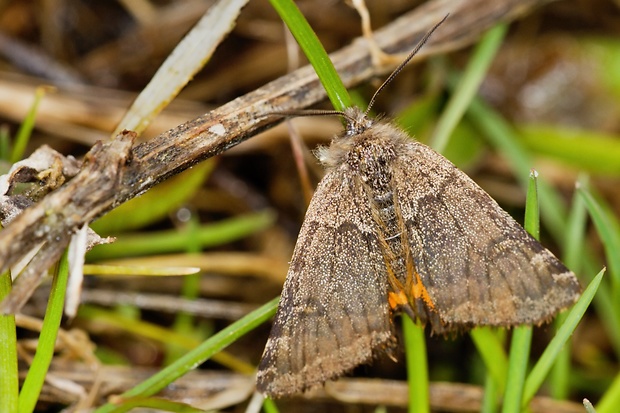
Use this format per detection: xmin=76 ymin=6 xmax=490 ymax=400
xmin=315 ymin=107 xmax=411 ymax=178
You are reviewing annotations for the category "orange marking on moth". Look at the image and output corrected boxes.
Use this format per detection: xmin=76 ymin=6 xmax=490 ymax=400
xmin=410 ymin=268 xmax=435 ymax=310
xmin=388 ymin=290 xmax=409 ymax=310
xmin=395 ymin=242 xmax=435 ymax=311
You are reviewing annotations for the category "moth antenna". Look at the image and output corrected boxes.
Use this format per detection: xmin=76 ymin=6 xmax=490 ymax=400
xmin=365 ymin=14 xmax=449 ymax=115
xmin=266 ymin=109 xmax=356 ymax=124
xmin=270 ymin=15 xmax=447 ymax=123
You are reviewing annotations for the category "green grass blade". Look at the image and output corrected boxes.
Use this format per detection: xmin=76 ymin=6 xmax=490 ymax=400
xmin=549 ymin=313 xmax=570 ymax=400
xmin=502 ymin=326 xmax=532 ymax=413
xmin=522 ymin=268 xmax=604 ymax=405
xmin=596 ymin=370 xmax=620 ymax=413
xmin=403 ymin=316 xmax=429 ymax=413
xmin=87 ymin=210 xmax=275 ymax=260
xmin=82 ymin=265 xmax=199 ymax=277
xmin=502 ymin=171 xmax=539 ymax=413
xmin=268 ymin=0 xmax=351 ymax=111
xmin=91 ymin=162 xmax=213 ymax=235
xmin=262 ymin=396 xmax=281 ymax=413
xmin=431 ymin=24 xmax=507 ymax=153
xmin=502 ymin=170 xmax=541 ymax=413
xmin=0 ymin=125 xmax=10 ymax=162
xmin=100 ymin=396 xmax=206 ymax=413
xmin=10 ymin=86 xmax=51 ymax=164
xmin=577 ymin=188 xmax=620 ymax=295
xmin=77 ymin=306 xmax=202 ymax=350
xmin=481 ymin=373 xmax=500 ymax=413
xmin=92 ymin=297 xmax=279 ymax=413
xmin=550 ymin=174 xmax=589 ymax=399
xmin=563 ymin=175 xmax=590 ymax=273
xmin=0 ymin=267 xmax=18 ymax=413
xmin=18 ymin=251 xmax=70 ymax=413
xmin=577 ymin=185 xmax=620 ymax=355
xmin=470 ymin=327 xmax=508 ymax=390
xmin=524 ymin=170 xmax=540 ymax=238
xmin=518 ymin=125 xmax=620 ymax=176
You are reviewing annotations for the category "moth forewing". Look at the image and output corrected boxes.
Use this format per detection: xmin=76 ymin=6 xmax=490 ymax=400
xmin=256 ymin=164 xmax=394 ymax=397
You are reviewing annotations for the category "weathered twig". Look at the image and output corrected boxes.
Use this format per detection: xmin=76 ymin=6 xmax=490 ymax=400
xmin=0 ymin=0 xmax=549 ymax=312
xmin=1 ymin=133 xmax=134 ymax=312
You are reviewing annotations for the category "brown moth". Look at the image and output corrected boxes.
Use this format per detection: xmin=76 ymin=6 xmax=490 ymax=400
xmin=256 ymin=18 xmax=581 ymax=398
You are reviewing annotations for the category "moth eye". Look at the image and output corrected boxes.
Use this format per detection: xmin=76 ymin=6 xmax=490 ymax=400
xmin=345 ymin=125 xmax=358 ymax=136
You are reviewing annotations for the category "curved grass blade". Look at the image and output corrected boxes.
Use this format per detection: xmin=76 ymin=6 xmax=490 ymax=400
xmin=18 ymin=251 xmax=70 ymax=413
xmin=522 ymin=268 xmax=604 ymax=405
xmin=87 ymin=210 xmax=275 ymax=261
xmin=431 ymin=24 xmax=507 ymax=153
xmin=268 ymin=0 xmax=351 ymax=111
xmin=93 ymin=297 xmax=278 ymax=413
xmin=502 ymin=171 xmax=539 ymax=413
xmin=577 ymin=185 xmax=620 ymax=355
xmin=0 ymin=267 xmax=17 ymax=413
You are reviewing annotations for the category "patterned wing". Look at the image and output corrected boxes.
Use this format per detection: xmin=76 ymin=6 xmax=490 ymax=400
xmin=256 ymin=167 xmax=394 ymax=397
xmin=392 ymin=140 xmax=580 ymax=333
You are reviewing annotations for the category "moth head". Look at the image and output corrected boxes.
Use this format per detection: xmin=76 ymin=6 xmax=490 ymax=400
xmin=343 ymin=107 xmax=374 ymax=136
